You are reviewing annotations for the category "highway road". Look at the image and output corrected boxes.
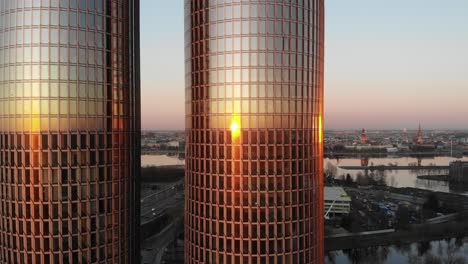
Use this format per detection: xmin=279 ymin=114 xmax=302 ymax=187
xmin=140 ymin=180 xmax=184 ymax=224
xmin=141 ymin=217 xmax=184 ymax=264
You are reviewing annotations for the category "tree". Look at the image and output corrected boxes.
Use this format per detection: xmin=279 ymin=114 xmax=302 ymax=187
xmin=356 ymin=171 xmax=368 ymax=185
xmin=345 ymin=173 xmax=353 ymax=186
xmin=444 ymin=239 xmax=466 ymax=264
xmin=396 ymin=206 xmax=411 ymax=230
xmin=325 ymin=162 xmax=338 ymax=178
xmin=424 ymin=254 xmax=442 ymax=264
xmin=341 ymin=214 xmax=353 ymax=230
xmin=374 ymin=170 xmax=387 ymax=186
xmin=417 ymin=241 xmax=431 ymax=257
xmin=423 ymin=193 xmax=440 ymax=212
xmin=389 ymin=175 xmax=396 ymax=187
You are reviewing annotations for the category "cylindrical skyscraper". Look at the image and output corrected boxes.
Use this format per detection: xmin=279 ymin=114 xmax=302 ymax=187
xmin=0 ymin=0 xmax=140 ymax=263
xmin=185 ymin=1 xmax=324 ymax=263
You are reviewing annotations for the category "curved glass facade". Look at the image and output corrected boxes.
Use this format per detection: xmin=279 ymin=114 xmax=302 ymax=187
xmin=185 ymin=0 xmax=324 ymax=263
xmin=0 ymin=0 xmax=140 ymax=263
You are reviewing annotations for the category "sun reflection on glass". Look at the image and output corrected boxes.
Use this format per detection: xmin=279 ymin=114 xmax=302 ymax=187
xmin=230 ymin=118 xmax=240 ymax=138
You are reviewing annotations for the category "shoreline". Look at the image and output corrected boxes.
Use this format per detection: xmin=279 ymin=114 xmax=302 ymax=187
xmin=326 ymin=218 xmax=468 ymax=252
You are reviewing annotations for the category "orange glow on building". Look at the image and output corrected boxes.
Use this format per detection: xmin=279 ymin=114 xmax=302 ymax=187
xmin=319 ymin=116 xmax=324 ymax=143
xmin=230 ymin=117 xmax=241 ymax=139
xmin=185 ymin=1 xmax=325 ymax=263
xmin=0 ymin=1 xmax=141 ymax=263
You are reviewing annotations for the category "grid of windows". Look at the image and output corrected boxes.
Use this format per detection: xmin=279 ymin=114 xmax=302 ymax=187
xmin=185 ymin=0 xmax=324 ymax=263
xmin=0 ymin=1 xmax=139 ymax=263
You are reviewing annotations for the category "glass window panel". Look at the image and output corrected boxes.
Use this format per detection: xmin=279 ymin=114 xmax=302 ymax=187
xmin=60 ymin=101 xmax=68 ymax=115
xmin=70 ymin=12 xmax=77 ymax=27
xmin=24 ymin=10 xmax=32 ymax=26
xmin=41 ymin=100 xmax=49 ymax=115
xmin=60 ymin=66 xmax=69 ymax=80
xmin=79 ymin=49 xmax=86 ymax=64
xmin=51 ymin=11 xmax=59 ymax=25
xmin=32 ymin=83 xmax=40 ymax=97
xmin=59 ymin=30 xmax=68 ymax=45
xmin=60 ymin=11 xmax=68 ymax=26
xmin=70 ymin=48 xmax=77 ymax=63
xmin=70 ymin=30 xmax=77 ymax=45
xmin=51 ymin=29 xmax=59 ymax=44
xmin=50 ymin=100 xmax=58 ymax=114
xmin=24 ymin=29 xmax=31 ymax=44
xmin=32 ymin=10 xmax=41 ymax=26
xmin=41 ymin=28 xmax=49 ymax=44
xmin=79 ymin=31 xmax=86 ymax=45
xmin=60 ymin=47 xmax=68 ymax=63
xmin=88 ymin=13 xmax=94 ymax=28
xmin=50 ymin=83 xmax=59 ymax=97
xmin=50 ymin=0 xmax=59 ymax=8
xmin=79 ymin=0 xmax=87 ymax=10
xmin=41 ymin=83 xmax=49 ymax=97
xmin=95 ymin=15 xmax=103 ymax=30
xmin=50 ymin=65 xmax=59 ymax=80
xmin=61 ymin=0 xmax=69 ymax=8
xmin=70 ymin=0 xmax=77 ymax=9
xmin=41 ymin=47 xmax=49 ymax=62
xmin=69 ymin=66 xmax=77 ymax=80
xmin=50 ymin=48 xmax=58 ymax=62
xmin=79 ymin=13 xmax=86 ymax=28
xmin=41 ymin=65 xmax=49 ymax=80
xmin=32 ymin=29 xmax=40 ymax=44
xmin=59 ymin=84 xmax=68 ymax=98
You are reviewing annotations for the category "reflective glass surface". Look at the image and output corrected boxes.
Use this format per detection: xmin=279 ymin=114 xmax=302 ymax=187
xmin=0 ymin=1 xmax=140 ymax=263
xmin=185 ymin=0 xmax=325 ymax=263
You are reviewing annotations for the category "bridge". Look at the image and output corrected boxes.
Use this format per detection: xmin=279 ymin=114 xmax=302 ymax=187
xmin=339 ymin=165 xmax=449 ymax=171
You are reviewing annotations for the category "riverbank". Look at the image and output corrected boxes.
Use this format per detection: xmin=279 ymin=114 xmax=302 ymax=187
xmin=417 ymin=174 xmax=449 ymax=181
xmin=325 ymin=152 xmax=466 ymax=159
xmin=326 ymin=216 xmax=468 ymax=251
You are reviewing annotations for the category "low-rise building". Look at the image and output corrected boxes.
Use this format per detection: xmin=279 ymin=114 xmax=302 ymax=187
xmin=324 ymin=187 xmax=352 ymax=219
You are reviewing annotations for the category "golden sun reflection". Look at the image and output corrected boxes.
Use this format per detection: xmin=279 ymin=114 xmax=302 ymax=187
xmin=319 ymin=115 xmax=323 ymax=143
xmin=230 ymin=117 xmax=241 ymax=139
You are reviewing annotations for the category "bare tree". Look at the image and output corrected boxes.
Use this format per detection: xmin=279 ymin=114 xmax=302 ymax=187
xmin=325 ymin=161 xmax=338 ymax=178
xmin=356 ymin=171 xmax=369 ymax=185
xmin=444 ymin=239 xmax=466 ymax=264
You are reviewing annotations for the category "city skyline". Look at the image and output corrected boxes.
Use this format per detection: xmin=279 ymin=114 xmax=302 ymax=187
xmin=141 ymin=0 xmax=468 ymax=130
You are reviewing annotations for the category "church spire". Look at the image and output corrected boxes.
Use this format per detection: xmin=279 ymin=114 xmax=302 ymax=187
xmin=361 ymin=128 xmax=369 ymax=144
xmin=416 ymin=123 xmax=424 ymax=144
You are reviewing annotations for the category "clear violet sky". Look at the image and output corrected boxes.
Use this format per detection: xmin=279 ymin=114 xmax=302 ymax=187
xmin=141 ymin=0 xmax=468 ymax=131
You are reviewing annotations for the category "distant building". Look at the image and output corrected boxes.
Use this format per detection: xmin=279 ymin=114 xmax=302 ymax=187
xmin=411 ymin=144 xmax=436 ymax=152
xmin=449 ymin=161 xmax=468 ymax=185
xmin=325 ymin=187 xmax=352 ymax=218
xmin=386 ymin=147 xmax=399 ymax=153
xmin=361 ymin=128 xmax=369 ymax=144
xmin=344 ymin=144 xmax=393 ymax=152
xmin=166 ymin=141 xmax=180 ymax=148
xmin=410 ymin=125 xmax=436 ymax=152
xmin=415 ymin=124 xmax=424 ymax=144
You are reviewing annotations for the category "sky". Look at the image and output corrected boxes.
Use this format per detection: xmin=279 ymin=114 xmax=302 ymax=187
xmin=141 ymin=0 xmax=468 ymax=130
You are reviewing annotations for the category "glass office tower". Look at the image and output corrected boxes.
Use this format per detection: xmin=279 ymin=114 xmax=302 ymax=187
xmin=185 ymin=1 xmax=324 ymax=263
xmin=0 ymin=0 xmax=140 ymax=263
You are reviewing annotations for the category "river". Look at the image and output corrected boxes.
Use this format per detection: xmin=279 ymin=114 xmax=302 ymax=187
xmin=141 ymin=154 xmax=185 ymax=167
xmin=326 ymin=156 xmax=468 ymax=195
xmin=326 ymin=238 xmax=468 ymax=264
xmin=326 ymin=156 xmax=468 ymax=263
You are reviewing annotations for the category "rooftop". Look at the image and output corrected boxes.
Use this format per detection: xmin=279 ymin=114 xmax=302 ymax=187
xmin=325 ymin=187 xmax=351 ymax=202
